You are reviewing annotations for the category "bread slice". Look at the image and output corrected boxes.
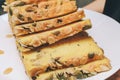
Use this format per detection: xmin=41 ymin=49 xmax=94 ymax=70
xmin=8 ymin=0 xmax=77 ymax=25
xmin=5 ymin=0 xmax=49 ymax=5
xmin=4 ymin=0 xmax=73 ymax=12
xmin=31 ymin=58 xmax=111 ymax=80
xmin=5 ymin=0 xmax=71 ymax=5
xmin=21 ymin=32 xmax=104 ymax=77
xmin=13 ymin=10 xmax=85 ymax=36
xmin=3 ymin=0 xmax=50 ymax=12
xmin=16 ymin=19 xmax=92 ymax=52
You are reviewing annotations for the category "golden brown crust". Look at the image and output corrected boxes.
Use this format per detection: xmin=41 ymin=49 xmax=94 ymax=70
xmin=6 ymin=0 xmax=49 ymax=5
xmin=4 ymin=0 xmax=52 ymax=12
xmin=16 ymin=20 xmax=92 ymax=52
xmin=21 ymin=32 xmax=104 ymax=77
xmin=6 ymin=0 xmax=72 ymax=5
xmin=34 ymin=58 xmax=111 ymax=80
xmin=13 ymin=10 xmax=85 ymax=36
xmin=8 ymin=0 xmax=77 ymax=25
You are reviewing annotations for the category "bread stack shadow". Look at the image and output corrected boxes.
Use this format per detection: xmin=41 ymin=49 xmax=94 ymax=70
xmin=4 ymin=0 xmax=111 ymax=80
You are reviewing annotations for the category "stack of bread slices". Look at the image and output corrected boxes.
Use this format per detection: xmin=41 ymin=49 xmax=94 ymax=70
xmin=4 ymin=0 xmax=111 ymax=80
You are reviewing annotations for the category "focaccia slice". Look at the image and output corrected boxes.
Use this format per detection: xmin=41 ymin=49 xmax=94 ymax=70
xmin=8 ymin=0 xmax=77 ymax=25
xmin=5 ymin=0 xmax=49 ymax=5
xmin=4 ymin=0 xmax=73 ymax=12
xmin=5 ymin=0 xmax=72 ymax=5
xmin=16 ymin=19 xmax=92 ymax=52
xmin=14 ymin=10 xmax=85 ymax=36
xmin=21 ymin=32 xmax=104 ymax=77
xmin=33 ymin=58 xmax=111 ymax=80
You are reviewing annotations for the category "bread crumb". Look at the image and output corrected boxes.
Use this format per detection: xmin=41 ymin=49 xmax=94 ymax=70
xmin=6 ymin=34 xmax=13 ymax=38
xmin=3 ymin=67 xmax=13 ymax=74
xmin=0 ymin=50 xmax=4 ymax=55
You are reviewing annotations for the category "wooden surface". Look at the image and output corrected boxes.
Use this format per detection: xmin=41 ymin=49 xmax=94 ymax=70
xmin=106 ymin=69 xmax=120 ymax=80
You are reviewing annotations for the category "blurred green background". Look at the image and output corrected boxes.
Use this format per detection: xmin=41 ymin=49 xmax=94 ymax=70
xmin=0 ymin=0 xmax=93 ymax=15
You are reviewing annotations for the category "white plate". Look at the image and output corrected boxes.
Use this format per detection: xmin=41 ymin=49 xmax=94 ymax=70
xmin=0 ymin=10 xmax=120 ymax=80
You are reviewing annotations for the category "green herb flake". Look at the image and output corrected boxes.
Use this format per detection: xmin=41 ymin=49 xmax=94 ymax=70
xmin=70 ymin=64 xmax=74 ymax=67
xmin=21 ymin=26 xmax=31 ymax=32
xmin=31 ymin=76 xmax=37 ymax=80
xmin=34 ymin=11 xmax=37 ymax=14
xmin=75 ymin=71 xmax=83 ymax=79
xmin=32 ymin=23 xmax=37 ymax=27
xmin=56 ymin=73 xmax=67 ymax=80
xmin=45 ymin=5 xmax=49 ymax=9
xmin=25 ymin=7 xmax=35 ymax=12
xmin=45 ymin=66 xmax=54 ymax=72
xmin=88 ymin=53 xmax=95 ymax=59
xmin=52 ymin=31 xmax=60 ymax=36
xmin=83 ymin=25 xmax=91 ymax=30
xmin=27 ymin=17 xmax=33 ymax=21
xmin=83 ymin=75 xmax=88 ymax=78
xmin=23 ymin=45 xmax=35 ymax=49
xmin=17 ymin=14 xmax=24 ymax=21
xmin=57 ymin=19 xmax=63 ymax=23
xmin=33 ymin=4 xmax=38 ymax=7
xmin=77 ymin=44 xmax=80 ymax=46
xmin=60 ymin=2 xmax=63 ymax=5
xmin=14 ymin=2 xmax=26 ymax=6
xmin=22 ymin=56 xmax=24 ymax=59
xmin=9 ymin=7 xmax=13 ymax=16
